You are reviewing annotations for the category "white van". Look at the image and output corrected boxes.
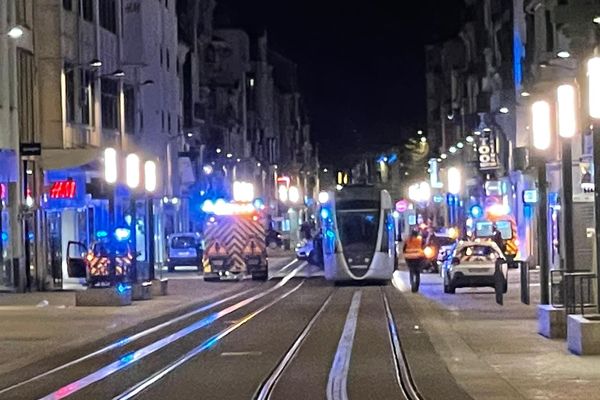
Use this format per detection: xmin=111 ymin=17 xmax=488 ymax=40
xmin=166 ymin=232 xmax=203 ymax=272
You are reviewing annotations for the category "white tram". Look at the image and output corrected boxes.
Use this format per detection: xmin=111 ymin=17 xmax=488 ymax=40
xmin=319 ymin=185 xmax=396 ymax=282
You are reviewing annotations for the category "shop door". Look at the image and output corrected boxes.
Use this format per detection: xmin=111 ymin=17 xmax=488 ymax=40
xmin=23 ymin=214 xmax=38 ymax=291
xmin=46 ymin=211 xmax=63 ymax=288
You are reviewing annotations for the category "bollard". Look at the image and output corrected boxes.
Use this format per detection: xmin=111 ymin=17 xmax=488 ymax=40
xmin=520 ymin=261 xmax=530 ymax=305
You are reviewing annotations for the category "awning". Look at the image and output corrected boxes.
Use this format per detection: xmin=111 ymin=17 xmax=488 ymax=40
xmin=41 ymin=148 xmax=102 ymax=171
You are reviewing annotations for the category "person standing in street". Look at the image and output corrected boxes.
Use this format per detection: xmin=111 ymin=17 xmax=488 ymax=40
xmin=403 ymin=230 xmax=426 ymax=292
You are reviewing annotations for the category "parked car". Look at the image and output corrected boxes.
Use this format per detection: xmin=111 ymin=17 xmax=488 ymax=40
xmin=443 ymin=241 xmax=507 ymax=294
xmin=295 ymin=239 xmax=314 ymax=260
xmin=166 ymin=232 xmax=203 ymax=272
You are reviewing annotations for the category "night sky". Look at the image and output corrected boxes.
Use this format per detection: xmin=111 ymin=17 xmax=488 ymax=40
xmin=216 ymin=0 xmax=464 ymax=165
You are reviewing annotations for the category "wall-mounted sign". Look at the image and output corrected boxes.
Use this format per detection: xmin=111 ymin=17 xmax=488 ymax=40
xmin=477 ymin=130 xmax=499 ymax=170
xmin=485 ymin=180 xmax=506 ymax=196
xmin=20 ymin=142 xmax=41 ymax=156
xmin=49 ymin=180 xmax=77 ymax=199
xmin=432 ymin=194 xmax=444 ymax=203
xmin=428 ymin=158 xmax=443 ymax=189
xmin=523 ymin=189 xmax=538 ymax=204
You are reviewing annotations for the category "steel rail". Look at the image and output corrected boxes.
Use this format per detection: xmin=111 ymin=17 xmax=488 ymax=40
xmin=35 ymin=262 xmax=306 ymax=400
xmin=113 ymin=281 xmax=306 ymax=400
xmin=381 ymin=290 xmax=423 ymax=400
xmin=254 ymin=290 xmax=335 ymax=400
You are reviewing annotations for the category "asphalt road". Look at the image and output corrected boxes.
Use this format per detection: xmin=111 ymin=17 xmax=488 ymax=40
xmin=1 ymin=261 xmax=471 ymax=400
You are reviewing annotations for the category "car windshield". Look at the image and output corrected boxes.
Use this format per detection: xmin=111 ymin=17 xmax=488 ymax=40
xmin=172 ymin=236 xmax=198 ymax=249
xmin=93 ymin=240 xmax=131 ymax=257
xmin=435 ymin=236 xmax=456 ymax=247
xmin=457 ymin=245 xmax=500 ymax=263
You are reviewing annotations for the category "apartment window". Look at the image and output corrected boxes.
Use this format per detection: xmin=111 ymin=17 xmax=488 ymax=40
xmin=80 ymin=69 xmax=95 ymax=125
xmin=161 ymin=111 xmax=165 ymax=130
xmin=165 ymin=0 xmax=169 ymax=9
xmin=140 ymin=112 xmax=144 ymax=131
xmin=166 ymin=49 xmax=170 ymax=70
xmin=545 ymin=10 xmax=554 ymax=52
xmin=100 ymin=0 xmax=117 ymax=33
xmin=80 ymin=0 xmax=94 ymax=22
xmin=168 ymin=113 xmax=172 ymax=132
xmin=124 ymin=85 xmax=135 ymax=134
xmin=63 ymin=0 xmax=73 ymax=11
xmin=17 ymin=50 xmax=35 ymax=142
xmin=65 ymin=65 xmax=76 ymax=123
xmin=16 ymin=0 xmax=32 ymax=28
xmin=101 ymin=78 xmax=118 ymax=129
xmin=160 ymin=48 xmax=163 ymax=66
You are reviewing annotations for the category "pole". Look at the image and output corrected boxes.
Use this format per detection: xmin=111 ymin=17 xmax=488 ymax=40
xmin=130 ymin=196 xmax=137 ymax=283
xmin=537 ymin=157 xmax=550 ymax=304
xmin=593 ymin=126 xmax=600 ymax=312
xmin=561 ymin=139 xmax=576 ymax=311
xmin=147 ymin=196 xmax=155 ymax=281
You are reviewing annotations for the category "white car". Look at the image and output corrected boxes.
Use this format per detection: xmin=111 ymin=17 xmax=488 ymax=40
xmin=443 ymin=241 xmax=507 ymax=294
xmin=295 ymin=239 xmax=314 ymax=260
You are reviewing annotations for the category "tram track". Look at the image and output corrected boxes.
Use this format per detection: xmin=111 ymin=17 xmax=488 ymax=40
xmin=1 ymin=260 xmax=305 ymax=400
xmin=382 ymin=289 xmax=424 ymax=400
xmin=253 ymin=286 xmax=425 ymax=400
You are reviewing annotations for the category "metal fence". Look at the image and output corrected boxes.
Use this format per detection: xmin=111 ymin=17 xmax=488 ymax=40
xmin=550 ymin=269 xmax=597 ymax=316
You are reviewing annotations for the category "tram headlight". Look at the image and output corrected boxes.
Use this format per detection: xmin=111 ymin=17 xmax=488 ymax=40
xmin=318 ymin=191 xmax=330 ymax=204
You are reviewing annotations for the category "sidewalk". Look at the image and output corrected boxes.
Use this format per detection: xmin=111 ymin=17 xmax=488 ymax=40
xmin=0 ymin=255 xmax=295 ymax=378
xmin=395 ymin=264 xmax=600 ymax=400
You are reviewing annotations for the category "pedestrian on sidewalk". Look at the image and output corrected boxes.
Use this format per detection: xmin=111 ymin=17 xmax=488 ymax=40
xmin=403 ymin=230 xmax=426 ymax=293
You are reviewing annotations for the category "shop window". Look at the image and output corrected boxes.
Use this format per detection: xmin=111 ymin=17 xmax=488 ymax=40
xmin=101 ymin=78 xmax=118 ymax=130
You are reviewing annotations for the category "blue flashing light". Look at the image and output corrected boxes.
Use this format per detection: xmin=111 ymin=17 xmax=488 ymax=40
xmin=27 ymin=232 xmax=34 ymax=241
xmin=114 ymin=228 xmax=131 ymax=242
xmin=320 ymin=208 xmax=330 ymax=220
xmin=253 ymin=198 xmax=265 ymax=210
xmin=387 ymin=154 xmax=398 ymax=164
xmin=326 ymin=229 xmax=335 ymax=239
xmin=469 ymin=205 xmax=483 ymax=219
xmin=202 ymin=199 xmax=214 ymax=213
xmin=1 ymin=232 xmax=7 ymax=241
xmin=96 ymin=230 xmax=108 ymax=239
xmin=116 ymin=282 xmax=130 ymax=295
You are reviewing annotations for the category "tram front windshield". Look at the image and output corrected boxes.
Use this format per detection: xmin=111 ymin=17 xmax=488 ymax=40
xmin=336 ymin=200 xmax=380 ymax=267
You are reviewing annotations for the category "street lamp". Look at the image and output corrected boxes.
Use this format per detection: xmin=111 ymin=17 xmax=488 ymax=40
xmin=532 ymin=101 xmax=552 ymax=150
xmin=126 ymin=153 xmax=140 ymax=189
xmin=144 ymin=160 xmax=157 ymax=193
xmin=531 ymin=99 xmax=552 ymax=304
xmin=104 ymin=147 xmax=118 ymax=184
xmin=588 ymin=56 xmax=600 ymax=310
xmin=557 ymin=84 xmax=578 ymax=138
xmin=447 ymin=167 xmax=461 ymax=195
xmin=6 ymin=25 xmax=24 ymax=39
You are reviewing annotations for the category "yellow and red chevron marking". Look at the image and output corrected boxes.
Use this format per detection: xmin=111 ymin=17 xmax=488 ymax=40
xmin=204 ymin=216 xmax=265 ymax=270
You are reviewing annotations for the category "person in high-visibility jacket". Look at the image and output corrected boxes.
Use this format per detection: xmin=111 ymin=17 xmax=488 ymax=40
xmin=403 ymin=230 xmax=426 ymax=292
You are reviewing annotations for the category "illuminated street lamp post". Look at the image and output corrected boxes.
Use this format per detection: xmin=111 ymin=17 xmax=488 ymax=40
xmin=556 ymin=84 xmax=579 ymax=310
xmin=588 ymin=57 xmax=600 ymax=308
xmin=531 ymin=100 xmax=552 ymax=304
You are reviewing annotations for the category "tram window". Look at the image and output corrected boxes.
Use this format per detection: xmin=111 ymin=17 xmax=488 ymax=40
xmin=336 ymin=209 xmax=379 ymax=250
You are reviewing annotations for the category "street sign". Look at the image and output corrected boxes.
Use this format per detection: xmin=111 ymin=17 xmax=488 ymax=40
xmin=523 ymin=189 xmax=538 ymax=204
xmin=20 ymin=142 xmax=41 ymax=156
xmin=395 ymin=199 xmax=408 ymax=213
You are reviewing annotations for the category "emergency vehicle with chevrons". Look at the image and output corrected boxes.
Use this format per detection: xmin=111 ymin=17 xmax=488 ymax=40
xmin=202 ymin=201 xmax=268 ymax=281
